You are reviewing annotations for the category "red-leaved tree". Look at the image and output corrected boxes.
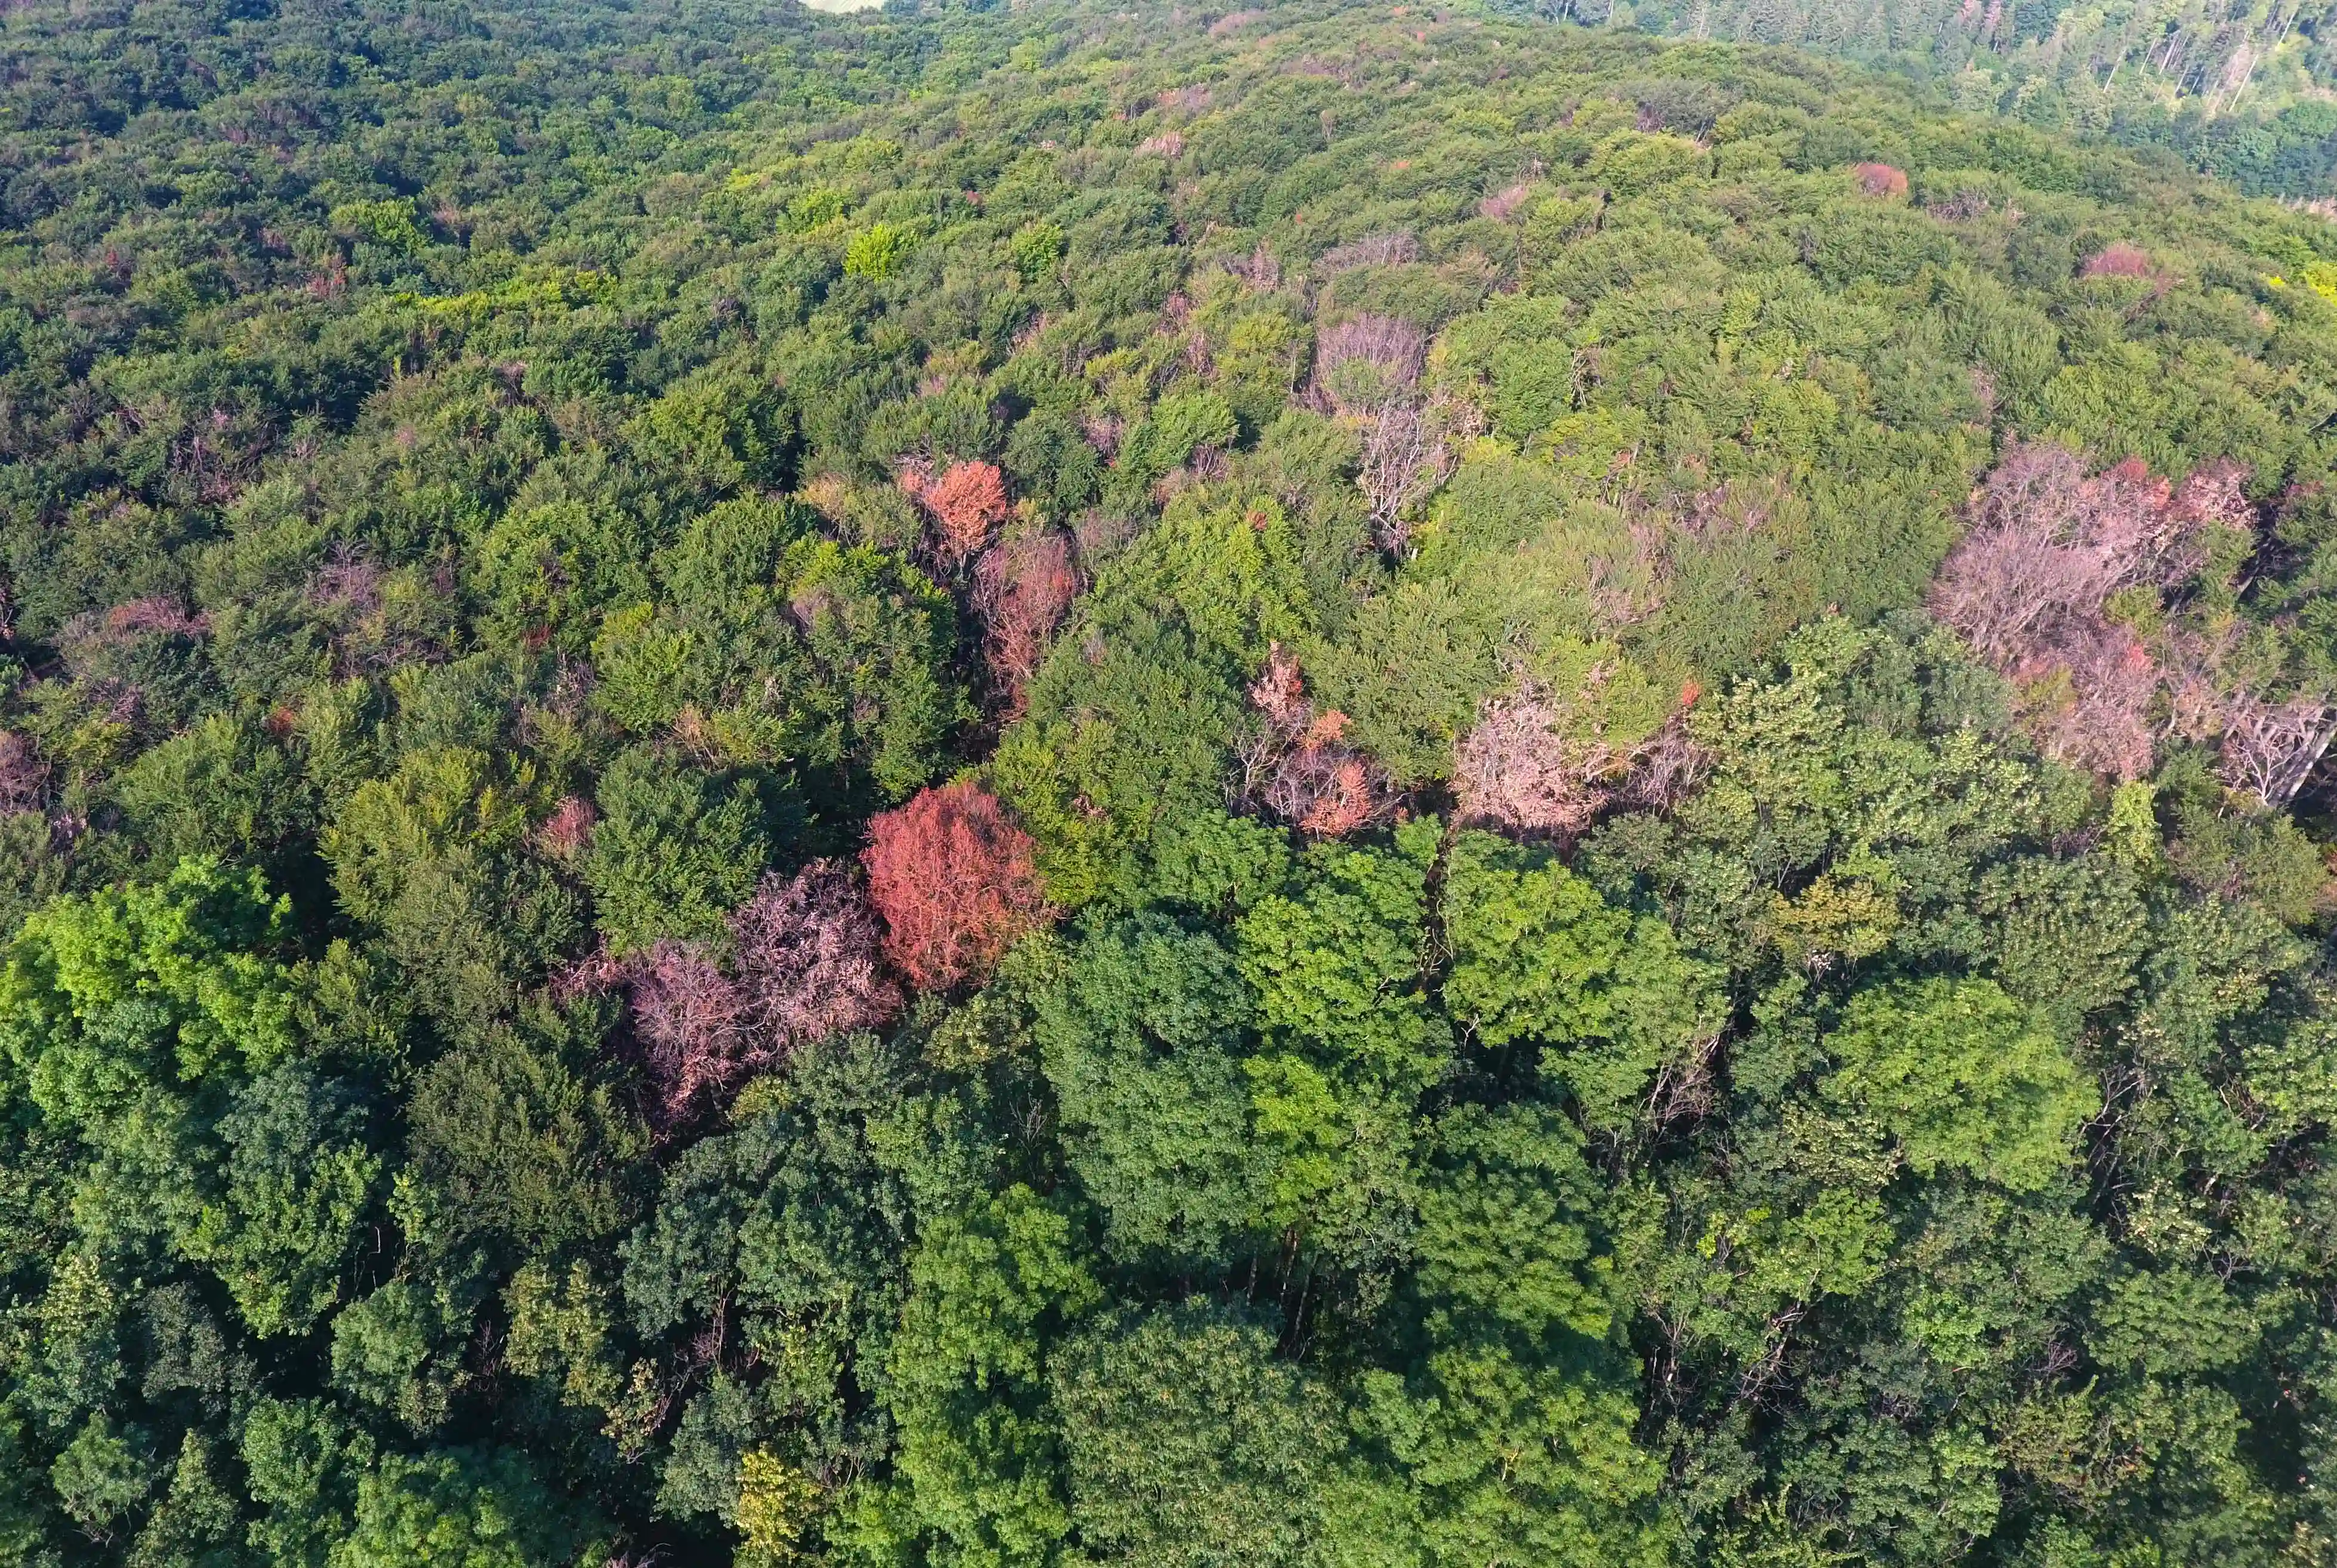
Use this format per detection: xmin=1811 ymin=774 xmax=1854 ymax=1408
xmin=973 ymin=532 xmax=1081 ymax=715
xmin=862 ymin=782 xmax=1052 ymax=992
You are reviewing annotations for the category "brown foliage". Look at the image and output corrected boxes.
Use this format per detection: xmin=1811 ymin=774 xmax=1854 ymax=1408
xmin=0 ymin=731 xmax=49 ymax=815
xmin=862 ymin=782 xmax=1052 ymax=992
xmin=973 ymin=532 xmax=1081 ymax=714
xmin=1853 ymin=162 xmax=1909 ymax=199
xmin=537 ymin=795 xmax=597 ymax=859
xmin=63 ymin=597 xmax=208 ymax=659
xmin=2081 ymin=242 xmax=2154 ymax=279
xmin=308 ymin=545 xmax=386 ymax=614
xmin=1080 ymin=411 xmax=1124 ymax=458
xmin=307 ymin=255 xmax=347 ymax=301
xmin=2168 ymin=457 xmax=2252 ymax=532
xmin=902 ymin=459 xmax=1012 ymax=562
xmin=1478 ymin=183 xmax=1531 ymax=221
xmin=1235 ymin=643 xmax=1396 ymax=837
xmin=2019 ymin=626 xmax=2160 ymax=781
xmin=1228 ymin=243 xmax=1282 ymax=289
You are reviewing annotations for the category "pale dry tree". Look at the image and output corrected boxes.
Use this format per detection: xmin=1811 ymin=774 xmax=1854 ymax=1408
xmin=1453 ymin=674 xmax=1708 ymax=838
xmin=1314 ymin=314 xmax=1426 ymax=413
xmin=1356 ymin=393 xmax=1482 ymax=554
xmin=1452 ymin=684 xmax=1626 ymax=838
xmin=555 ymin=861 xmax=901 ymax=1123
xmin=622 ymin=939 xmax=750 ymax=1122
xmin=2016 ymin=625 xmax=2160 ymax=782
xmin=1931 ymin=441 xmax=2227 ymax=780
xmin=1311 ymin=313 xmax=1479 ymax=552
xmin=1315 ymin=231 xmax=1420 ymax=274
xmin=728 ymin=859 xmax=901 ymax=1048
xmin=2216 ymin=690 xmax=2337 ymax=807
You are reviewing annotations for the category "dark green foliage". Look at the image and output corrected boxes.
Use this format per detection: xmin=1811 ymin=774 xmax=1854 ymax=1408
xmin=1033 ymin=915 xmax=1272 ymax=1264
xmin=1050 ymin=1302 xmax=1345 ymax=1568
xmin=586 ymin=745 xmax=773 ymax=953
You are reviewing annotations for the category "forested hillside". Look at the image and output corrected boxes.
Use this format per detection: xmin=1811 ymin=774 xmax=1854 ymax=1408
xmin=1578 ymin=0 xmax=2337 ymax=201
xmin=11 ymin=0 xmax=2337 ymax=1563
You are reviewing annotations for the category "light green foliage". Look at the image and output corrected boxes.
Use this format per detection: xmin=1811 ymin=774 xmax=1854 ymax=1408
xmin=875 ymin=1185 xmax=1101 ymax=1567
xmin=1228 ymin=822 xmax=1447 ymax=1267
xmin=845 ymin=223 xmax=916 ymax=281
xmin=321 ymin=739 xmax=579 ymax=1027
xmin=399 ymin=1013 xmax=646 ymax=1265
xmin=1818 ymin=979 xmax=2096 ymax=1192
xmin=52 ymin=1414 xmax=148 ymax=1542
xmin=112 ymin=712 xmax=313 ymax=871
xmin=1412 ymin=1103 xmax=1615 ymax=1342
xmin=1302 ymin=580 xmax=1509 ymax=787
xmin=1442 ymin=831 xmax=1719 ymax=1131
xmin=619 ymin=1032 xmax=914 ymax=1511
xmin=333 ymin=1448 xmax=602 ymax=1568
xmin=128 ymin=1429 xmax=241 ymax=1567
xmin=243 ymin=1399 xmax=375 ymax=1568
xmin=991 ymin=606 xmax=1244 ymax=909
xmin=1 ymin=857 xmax=297 ymax=1124
xmin=1370 ymin=1103 xmax=1676 ymax=1568
xmin=1237 ymin=825 xmax=1447 ymax=1095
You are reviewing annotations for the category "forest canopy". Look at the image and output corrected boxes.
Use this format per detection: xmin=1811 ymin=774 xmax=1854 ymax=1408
xmin=11 ymin=0 xmax=2337 ymax=1564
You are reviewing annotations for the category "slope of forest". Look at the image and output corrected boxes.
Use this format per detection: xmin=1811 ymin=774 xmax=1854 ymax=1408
xmin=9 ymin=0 xmax=2337 ymax=1563
xmin=1574 ymin=0 xmax=2337 ymax=200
